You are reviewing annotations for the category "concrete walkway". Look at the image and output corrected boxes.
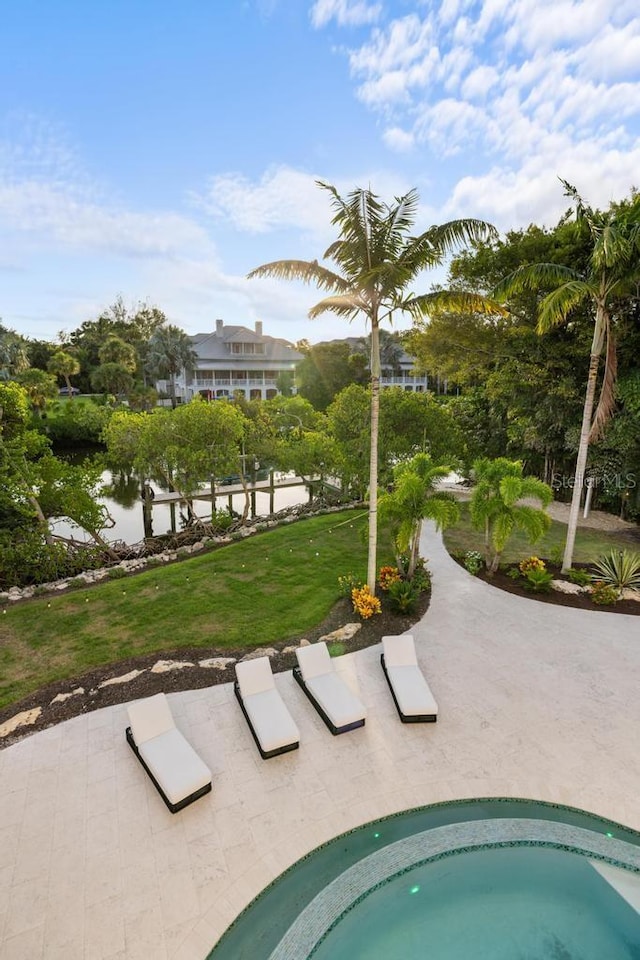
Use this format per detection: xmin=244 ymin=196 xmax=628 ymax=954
xmin=1 ymin=524 xmax=639 ymax=960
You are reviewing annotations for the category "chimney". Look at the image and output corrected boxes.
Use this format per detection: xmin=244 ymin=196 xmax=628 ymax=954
xmin=215 ymin=318 xmax=223 ymax=336
xmin=255 ymin=320 xmax=263 ymax=337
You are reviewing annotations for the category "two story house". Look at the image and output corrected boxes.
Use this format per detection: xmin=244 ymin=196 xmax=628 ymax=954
xmin=157 ymin=319 xmax=303 ymax=402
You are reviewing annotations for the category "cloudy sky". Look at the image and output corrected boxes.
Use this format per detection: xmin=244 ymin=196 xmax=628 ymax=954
xmin=2 ymin=0 xmax=638 ymax=344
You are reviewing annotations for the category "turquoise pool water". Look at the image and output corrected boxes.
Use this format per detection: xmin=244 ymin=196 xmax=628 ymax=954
xmin=208 ymin=799 xmax=640 ymax=960
xmin=312 ymin=847 xmax=640 ymax=960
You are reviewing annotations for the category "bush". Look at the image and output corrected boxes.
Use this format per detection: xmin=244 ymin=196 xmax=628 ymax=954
xmin=338 ymin=572 xmax=360 ymax=598
xmin=0 ymin=532 xmax=104 ymax=589
xmin=592 ymin=549 xmax=640 ymax=591
xmin=387 ymin=578 xmax=420 ymax=613
xmin=378 ymin=565 xmax=400 ymax=591
xmin=590 ymin=581 xmax=619 ymax=606
xmin=522 ymin=569 xmax=554 ymax=593
xmin=567 ymin=567 xmax=592 ymax=587
xmin=463 ymin=550 xmax=484 ymax=575
xmin=519 ymin=556 xmax=546 ymax=575
xmin=106 ymin=567 xmax=128 ymax=580
xmin=351 ymin=584 xmax=381 ymax=619
xmin=410 ymin=557 xmax=431 ymax=592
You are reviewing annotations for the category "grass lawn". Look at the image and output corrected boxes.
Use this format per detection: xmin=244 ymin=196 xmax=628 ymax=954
xmin=442 ymin=502 xmax=636 ymax=564
xmin=0 ymin=510 xmax=378 ymax=710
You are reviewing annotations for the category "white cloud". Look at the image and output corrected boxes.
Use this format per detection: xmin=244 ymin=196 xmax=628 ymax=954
xmin=383 ymin=126 xmax=416 ymax=152
xmin=461 ymin=65 xmax=499 ymax=100
xmin=195 ymin=166 xmax=332 ymax=235
xmin=310 ymin=0 xmax=381 ymax=28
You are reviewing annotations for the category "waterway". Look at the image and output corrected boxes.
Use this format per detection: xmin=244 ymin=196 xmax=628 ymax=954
xmin=51 ymin=468 xmax=310 ymax=546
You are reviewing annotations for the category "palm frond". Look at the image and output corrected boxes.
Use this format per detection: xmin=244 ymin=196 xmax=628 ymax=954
xmin=307 ymin=295 xmax=364 ymax=320
xmin=247 ymin=259 xmax=349 ymax=293
xmin=493 ymin=262 xmax=580 ymax=301
xmin=405 ymin=290 xmax=509 ymax=319
xmin=537 ymin=280 xmax=593 ymax=331
xmin=427 ymin=219 xmax=499 ymax=257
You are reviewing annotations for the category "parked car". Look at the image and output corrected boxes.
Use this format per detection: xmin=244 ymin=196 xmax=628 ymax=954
xmin=58 ymin=387 xmax=80 ymax=396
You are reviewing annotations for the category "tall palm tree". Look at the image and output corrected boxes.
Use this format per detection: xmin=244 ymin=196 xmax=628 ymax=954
xmin=146 ymin=324 xmax=197 ymax=408
xmin=47 ymin=349 xmax=81 ymax=398
xmin=248 ymin=182 xmax=499 ymax=590
xmin=494 ymin=181 xmax=640 ymax=571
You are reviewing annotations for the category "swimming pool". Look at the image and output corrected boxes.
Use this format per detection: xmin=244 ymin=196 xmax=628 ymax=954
xmin=208 ymin=799 xmax=640 ymax=960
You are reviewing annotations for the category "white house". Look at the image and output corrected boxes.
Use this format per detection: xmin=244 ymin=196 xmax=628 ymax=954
xmin=157 ymin=319 xmax=303 ymax=402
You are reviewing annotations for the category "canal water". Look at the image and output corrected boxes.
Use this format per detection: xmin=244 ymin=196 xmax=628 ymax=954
xmin=51 ymin=469 xmax=309 ymax=545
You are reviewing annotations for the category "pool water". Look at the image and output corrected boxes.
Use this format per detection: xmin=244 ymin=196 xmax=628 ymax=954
xmin=209 ymin=800 xmax=640 ymax=960
xmin=312 ymin=846 xmax=640 ymax=960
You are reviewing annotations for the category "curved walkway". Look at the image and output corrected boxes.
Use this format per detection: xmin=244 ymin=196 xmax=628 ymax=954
xmin=1 ymin=525 xmax=639 ymax=960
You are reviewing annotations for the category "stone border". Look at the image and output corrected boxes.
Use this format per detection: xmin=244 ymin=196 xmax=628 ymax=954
xmin=269 ymin=818 xmax=640 ymax=960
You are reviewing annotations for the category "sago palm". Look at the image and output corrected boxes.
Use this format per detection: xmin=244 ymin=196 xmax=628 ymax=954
xmin=248 ymin=181 xmax=498 ymax=591
xmin=494 ymin=181 xmax=640 ymax=570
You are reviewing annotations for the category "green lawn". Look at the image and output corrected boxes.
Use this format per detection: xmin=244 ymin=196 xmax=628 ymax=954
xmin=0 ymin=510 xmax=378 ymax=709
xmin=442 ymin=502 xmax=636 ymax=564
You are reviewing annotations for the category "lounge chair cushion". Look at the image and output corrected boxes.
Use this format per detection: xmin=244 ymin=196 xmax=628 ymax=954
xmin=305 ymin=672 xmax=367 ymax=729
xmin=385 ymin=664 xmax=438 ymax=718
xmin=236 ymin=656 xmax=276 ymax=697
xmin=137 ymin=727 xmax=212 ymax=808
xmin=382 ymin=634 xmax=418 ymax=668
xmin=296 ymin=642 xmax=332 ymax=681
xmin=127 ymin=692 xmax=176 ymax=745
xmin=242 ymin=687 xmax=300 ymax=754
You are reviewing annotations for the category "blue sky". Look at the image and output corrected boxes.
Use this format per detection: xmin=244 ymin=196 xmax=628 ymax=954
xmin=2 ymin=0 xmax=639 ymax=345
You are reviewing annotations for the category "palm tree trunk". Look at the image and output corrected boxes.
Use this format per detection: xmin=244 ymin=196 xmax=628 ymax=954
xmin=562 ymin=350 xmax=601 ymax=571
xmin=367 ymin=319 xmax=380 ymax=592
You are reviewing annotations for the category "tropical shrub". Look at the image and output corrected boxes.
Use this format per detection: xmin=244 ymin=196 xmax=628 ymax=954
xmin=463 ymin=550 xmax=484 ymax=575
xmin=387 ymin=578 xmax=421 ymax=613
xmin=519 ymin=556 xmax=546 ymax=575
xmin=338 ymin=572 xmax=360 ymax=597
xmin=566 ymin=567 xmax=592 ymax=587
xmin=592 ymin=550 xmax=640 ymax=591
xmin=351 ymin=584 xmax=381 ymax=619
xmin=522 ymin=569 xmax=554 ymax=593
xmin=590 ymin=581 xmax=619 ymax=606
xmin=378 ymin=565 xmax=401 ymax=591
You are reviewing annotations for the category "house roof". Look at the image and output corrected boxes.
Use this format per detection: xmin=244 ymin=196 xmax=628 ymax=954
xmin=190 ymin=325 xmax=303 ymax=364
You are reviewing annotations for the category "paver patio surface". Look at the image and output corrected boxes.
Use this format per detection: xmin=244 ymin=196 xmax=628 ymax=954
xmin=1 ymin=524 xmax=638 ymax=959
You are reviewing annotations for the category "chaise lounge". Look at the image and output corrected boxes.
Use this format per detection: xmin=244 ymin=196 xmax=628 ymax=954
xmin=381 ymin=634 xmax=438 ymax=723
xmin=294 ymin=642 xmax=366 ymax=735
xmin=125 ymin=692 xmax=212 ymax=813
xmin=234 ymin=656 xmax=300 ymax=759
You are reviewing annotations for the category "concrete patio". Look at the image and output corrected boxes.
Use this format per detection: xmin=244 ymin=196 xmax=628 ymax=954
xmin=1 ymin=523 xmax=639 ymax=959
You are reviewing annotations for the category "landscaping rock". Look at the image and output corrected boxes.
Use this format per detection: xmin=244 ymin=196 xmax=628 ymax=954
xmin=551 ymin=580 xmax=587 ymax=595
xmin=50 ymin=687 xmax=85 ymax=705
xmin=319 ymin=623 xmax=362 ymax=642
xmin=98 ymin=670 xmax=145 ymax=688
xmin=241 ymin=647 xmax=278 ymax=661
xmin=199 ymin=657 xmax=236 ymax=670
xmin=0 ymin=708 xmax=42 ymax=738
xmin=150 ymin=660 xmax=195 ymax=674
xmin=621 ymin=588 xmax=640 ymax=602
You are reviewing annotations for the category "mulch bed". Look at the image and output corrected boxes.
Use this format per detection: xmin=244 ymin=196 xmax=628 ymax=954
xmin=0 ymin=592 xmax=430 ymax=748
xmin=456 ymin=558 xmax=640 ymax=615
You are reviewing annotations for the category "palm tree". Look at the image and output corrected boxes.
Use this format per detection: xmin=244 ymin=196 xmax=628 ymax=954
xmin=146 ymin=324 xmax=197 ymax=408
xmin=0 ymin=327 xmax=30 ymax=380
xmin=494 ymin=181 xmax=640 ymax=570
xmin=47 ymin=350 xmax=81 ymax=398
xmin=16 ymin=369 xmax=58 ymax=416
xmin=379 ymin=453 xmax=460 ymax=578
xmin=470 ymin=457 xmax=553 ymax=575
xmin=248 ymin=181 xmax=499 ymax=591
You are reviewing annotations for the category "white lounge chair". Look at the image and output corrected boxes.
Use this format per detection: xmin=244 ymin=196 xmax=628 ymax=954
xmin=234 ymin=657 xmax=300 ymax=759
xmin=294 ymin=642 xmax=366 ymax=735
xmin=381 ymin=634 xmax=438 ymax=723
xmin=125 ymin=692 xmax=212 ymax=813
